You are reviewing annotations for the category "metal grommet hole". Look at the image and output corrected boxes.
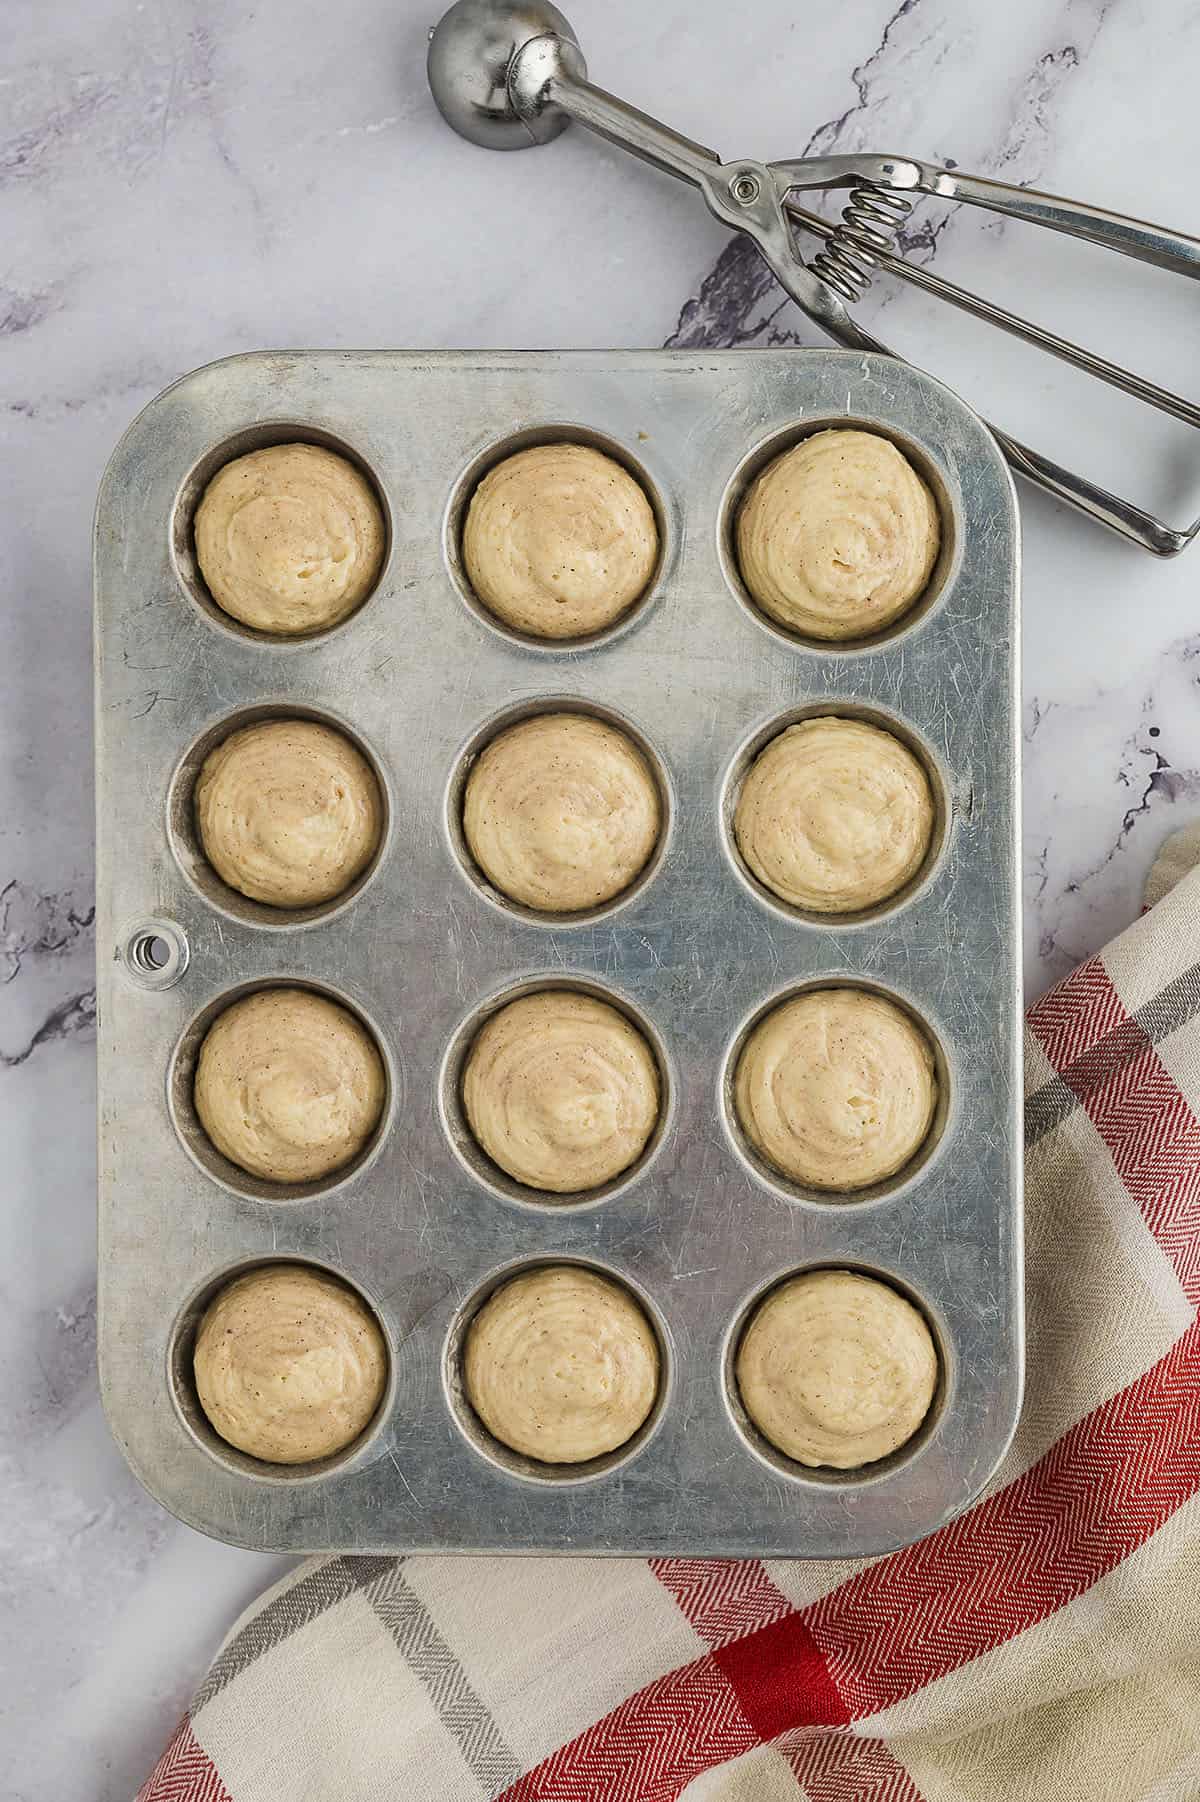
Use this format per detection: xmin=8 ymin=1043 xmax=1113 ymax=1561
xmin=121 ymin=918 xmax=189 ymax=990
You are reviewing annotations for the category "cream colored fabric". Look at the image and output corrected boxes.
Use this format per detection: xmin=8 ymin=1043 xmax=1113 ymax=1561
xmin=193 ymin=1265 xmax=387 ymax=1465
xmin=462 ymin=990 xmax=660 ymax=1193
xmin=1145 ymin=819 xmax=1200 ymax=910
xmin=463 ymin=1265 xmax=660 ymax=1463
xmin=404 ymin=1557 xmax=702 ymax=1768
xmin=196 ymin=719 xmax=382 ymax=908
xmin=733 ymin=716 xmax=935 ymax=912
xmin=736 ymin=428 xmax=939 ymax=640
xmin=194 ymin=989 xmax=385 ymax=1184
xmin=462 ymin=442 xmax=657 ymax=639
xmin=868 ymin=1507 xmax=1200 ymax=1799
xmin=194 ymin=443 xmax=385 ymax=635
xmin=462 ymin=712 xmax=661 ymax=913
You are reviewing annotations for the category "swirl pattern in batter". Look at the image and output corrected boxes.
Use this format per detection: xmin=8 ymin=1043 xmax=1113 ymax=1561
xmin=195 ymin=718 xmax=382 ymax=908
xmin=463 ymin=1265 xmax=660 ymax=1463
xmin=193 ymin=1264 xmax=388 ymax=1464
xmin=463 ymin=712 xmax=661 ymax=913
xmin=734 ymin=987 xmax=936 ymax=1191
xmin=734 ymin=716 xmax=934 ymax=913
xmin=194 ymin=442 xmax=385 ymax=635
xmin=194 ymin=988 xmax=385 ymax=1184
xmin=463 ymin=442 xmax=657 ymax=639
xmin=736 ymin=428 xmax=940 ymax=640
xmin=736 ymin=1268 xmax=938 ymax=1468
xmin=462 ymin=990 xmax=660 ymax=1193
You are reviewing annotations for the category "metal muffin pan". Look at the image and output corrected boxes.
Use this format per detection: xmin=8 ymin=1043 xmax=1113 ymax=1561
xmin=95 ymin=348 xmax=1022 ymax=1556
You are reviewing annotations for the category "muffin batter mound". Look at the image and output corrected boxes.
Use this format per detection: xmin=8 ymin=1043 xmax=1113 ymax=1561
xmin=462 ymin=990 xmax=660 ymax=1193
xmin=734 ymin=987 xmax=936 ymax=1191
xmin=464 ymin=1265 xmax=659 ymax=1463
xmin=463 ymin=712 xmax=661 ymax=913
xmin=736 ymin=1268 xmax=937 ymax=1468
xmin=736 ymin=428 xmax=939 ymax=640
xmin=734 ymin=716 xmax=934 ymax=913
xmin=194 ymin=988 xmax=385 ymax=1184
xmin=194 ymin=442 xmax=385 ymax=635
xmin=195 ymin=718 xmax=382 ymax=907
xmin=193 ymin=1263 xmax=387 ymax=1464
xmin=463 ymin=442 xmax=657 ymax=639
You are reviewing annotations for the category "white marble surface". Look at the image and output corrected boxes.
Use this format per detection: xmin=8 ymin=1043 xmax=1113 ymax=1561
xmin=3 ymin=0 xmax=1199 ymax=1793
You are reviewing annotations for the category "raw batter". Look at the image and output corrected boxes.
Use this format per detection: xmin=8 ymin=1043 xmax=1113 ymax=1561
xmin=195 ymin=717 xmax=382 ymax=907
xmin=462 ymin=442 xmax=657 ymax=638
xmin=194 ymin=988 xmax=385 ymax=1184
xmin=463 ymin=711 xmax=661 ymax=913
xmin=193 ymin=1263 xmax=387 ymax=1464
xmin=194 ymin=442 xmax=385 ymax=635
xmin=734 ymin=715 xmax=934 ymax=912
xmin=734 ymin=987 xmax=936 ymax=1191
xmin=462 ymin=989 xmax=659 ymax=1193
xmin=463 ymin=1264 xmax=659 ymax=1462
xmin=736 ymin=1268 xmax=938 ymax=1468
xmin=736 ymin=428 xmax=940 ymax=640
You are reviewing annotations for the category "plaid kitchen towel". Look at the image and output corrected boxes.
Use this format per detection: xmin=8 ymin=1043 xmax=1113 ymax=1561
xmin=138 ymin=836 xmax=1200 ymax=1802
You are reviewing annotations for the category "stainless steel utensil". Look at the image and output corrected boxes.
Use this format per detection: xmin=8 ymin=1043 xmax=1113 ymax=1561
xmin=95 ymin=347 xmax=1021 ymax=1557
xmin=428 ymin=0 xmax=1200 ymax=556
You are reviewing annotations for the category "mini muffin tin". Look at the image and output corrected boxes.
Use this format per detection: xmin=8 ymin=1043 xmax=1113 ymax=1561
xmin=94 ymin=349 xmax=1022 ymax=1557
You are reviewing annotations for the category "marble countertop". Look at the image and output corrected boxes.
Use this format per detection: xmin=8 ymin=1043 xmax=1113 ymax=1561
xmin=4 ymin=0 xmax=1199 ymax=1793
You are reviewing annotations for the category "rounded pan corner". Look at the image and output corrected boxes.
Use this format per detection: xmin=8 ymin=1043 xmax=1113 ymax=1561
xmin=799 ymin=345 xmax=1021 ymax=561
xmin=94 ymin=352 xmax=274 ymax=527
xmin=94 ymin=1352 xmax=225 ymax=1541
xmin=891 ymin=1354 xmax=1026 ymax=1558
xmin=97 ymin=1358 xmax=384 ymax=1557
xmin=780 ymin=1384 xmax=1025 ymax=1562
xmin=861 ymin=349 xmax=1021 ymax=534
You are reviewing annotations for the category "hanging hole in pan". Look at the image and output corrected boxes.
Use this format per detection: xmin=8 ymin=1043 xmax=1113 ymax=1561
xmin=717 ymin=416 xmax=962 ymax=653
xmin=121 ymin=918 xmax=189 ymax=990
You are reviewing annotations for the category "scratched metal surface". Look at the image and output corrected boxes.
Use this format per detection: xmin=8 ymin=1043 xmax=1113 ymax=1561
xmin=94 ymin=349 xmax=1022 ymax=1557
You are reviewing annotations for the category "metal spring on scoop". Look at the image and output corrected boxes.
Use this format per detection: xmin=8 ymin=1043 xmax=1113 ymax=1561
xmin=809 ymin=183 xmax=914 ymax=302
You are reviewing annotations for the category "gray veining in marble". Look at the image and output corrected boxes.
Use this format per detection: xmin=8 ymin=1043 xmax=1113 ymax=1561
xmin=2 ymin=0 xmax=1199 ymax=1794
